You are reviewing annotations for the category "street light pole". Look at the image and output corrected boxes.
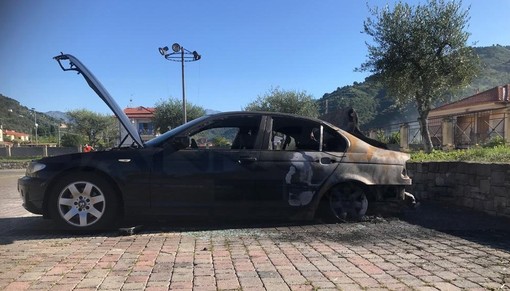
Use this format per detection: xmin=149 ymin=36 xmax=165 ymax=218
xmin=58 ymin=124 xmax=61 ymax=147
xmin=180 ymin=47 xmax=186 ymax=123
xmin=32 ymin=108 xmax=38 ymax=145
xmin=158 ymin=43 xmax=201 ymax=124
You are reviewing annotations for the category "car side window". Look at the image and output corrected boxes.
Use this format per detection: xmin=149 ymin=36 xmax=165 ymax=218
xmin=322 ymin=127 xmax=347 ymax=152
xmin=270 ymin=117 xmax=318 ymax=151
xmin=189 ymin=127 xmax=239 ymax=149
xmin=186 ymin=116 xmax=262 ymax=150
xmin=272 ymin=132 xmax=297 ymax=150
xmin=270 ymin=116 xmax=347 ymax=152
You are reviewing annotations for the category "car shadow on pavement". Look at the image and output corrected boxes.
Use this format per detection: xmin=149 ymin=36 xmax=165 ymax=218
xmin=0 ymin=216 xmax=71 ymax=245
xmin=2 ymin=202 xmax=510 ymax=253
xmin=0 ymin=215 xmax=318 ymax=245
xmin=399 ymin=200 xmax=510 ymax=252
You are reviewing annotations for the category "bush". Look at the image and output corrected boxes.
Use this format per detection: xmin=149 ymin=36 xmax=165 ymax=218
xmin=410 ymin=145 xmax=510 ymax=163
xmin=388 ymin=131 xmax=400 ymax=144
xmin=374 ymin=130 xmax=399 ymax=144
xmin=60 ymin=134 xmax=83 ymax=147
xmin=483 ymin=136 xmax=506 ymax=148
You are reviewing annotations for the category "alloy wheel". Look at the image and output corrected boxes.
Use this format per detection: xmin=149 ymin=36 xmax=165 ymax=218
xmin=57 ymin=181 xmax=106 ymax=227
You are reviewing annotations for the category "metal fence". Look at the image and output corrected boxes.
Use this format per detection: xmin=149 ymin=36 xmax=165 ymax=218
xmin=406 ymin=118 xmax=442 ymax=149
xmin=370 ymin=110 xmax=508 ymax=150
xmin=454 ymin=112 xmax=506 ymax=147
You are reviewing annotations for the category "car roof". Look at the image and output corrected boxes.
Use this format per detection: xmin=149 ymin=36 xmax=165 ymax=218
xmin=207 ymin=111 xmax=335 ymax=126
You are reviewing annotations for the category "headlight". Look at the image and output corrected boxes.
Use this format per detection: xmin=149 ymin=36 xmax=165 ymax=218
xmin=26 ymin=162 xmax=46 ymax=175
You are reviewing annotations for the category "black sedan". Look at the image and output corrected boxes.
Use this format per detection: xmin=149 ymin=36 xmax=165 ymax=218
xmin=18 ymin=54 xmax=414 ymax=231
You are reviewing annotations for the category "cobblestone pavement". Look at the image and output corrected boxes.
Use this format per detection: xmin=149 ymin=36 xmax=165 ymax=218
xmin=1 ymin=169 xmax=510 ymax=290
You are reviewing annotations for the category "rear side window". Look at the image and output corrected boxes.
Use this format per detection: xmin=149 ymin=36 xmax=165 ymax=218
xmin=322 ymin=127 xmax=347 ymax=152
xmin=269 ymin=116 xmax=347 ymax=152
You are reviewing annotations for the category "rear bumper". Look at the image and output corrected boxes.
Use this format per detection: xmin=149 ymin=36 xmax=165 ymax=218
xmin=370 ymin=186 xmax=418 ymax=214
xmin=18 ymin=176 xmax=46 ymax=215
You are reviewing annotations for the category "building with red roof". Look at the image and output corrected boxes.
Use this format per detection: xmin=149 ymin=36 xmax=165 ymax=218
xmin=121 ymin=106 xmax=157 ymax=142
xmin=429 ymin=84 xmax=510 ymax=118
xmin=1 ymin=129 xmax=30 ymax=143
xmin=425 ymin=84 xmax=510 ymax=148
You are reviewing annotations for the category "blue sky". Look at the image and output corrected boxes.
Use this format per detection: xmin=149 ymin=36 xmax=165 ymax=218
xmin=1 ymin=0 xmax=509 ymax=115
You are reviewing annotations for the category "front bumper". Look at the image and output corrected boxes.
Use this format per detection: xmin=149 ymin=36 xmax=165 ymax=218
xmin=18 ymin=176 xmax=46 ymax=215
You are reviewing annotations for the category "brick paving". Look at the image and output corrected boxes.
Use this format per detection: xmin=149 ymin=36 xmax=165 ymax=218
xmin=1 ymin=170 xmax=510 ymax=290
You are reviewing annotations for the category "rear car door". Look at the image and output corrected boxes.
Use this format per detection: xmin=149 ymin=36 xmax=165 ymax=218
xmin=255 ymin=116 xmax=347 ymax=217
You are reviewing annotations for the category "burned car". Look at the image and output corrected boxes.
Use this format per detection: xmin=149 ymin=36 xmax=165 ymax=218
xmin=18 ymin=54 xmax=415 ymax=231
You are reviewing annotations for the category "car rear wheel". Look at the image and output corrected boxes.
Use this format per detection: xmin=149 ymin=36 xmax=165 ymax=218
xmin=326 ymin=183 xmax=369 ymax=222
xmin=49 ymin=173 xmax=118 ymax=230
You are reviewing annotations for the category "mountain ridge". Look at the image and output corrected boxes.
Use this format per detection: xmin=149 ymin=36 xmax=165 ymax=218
xmin=319 ymin=45 xmax=510 ymax=129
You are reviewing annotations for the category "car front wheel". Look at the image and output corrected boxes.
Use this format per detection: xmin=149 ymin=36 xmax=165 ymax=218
xmin=49 ymin=173 xmax=118 ymax=230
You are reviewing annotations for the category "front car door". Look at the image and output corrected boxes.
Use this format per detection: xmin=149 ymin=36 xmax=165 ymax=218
xmin=150 ymin=114 xmax=265 ymax=218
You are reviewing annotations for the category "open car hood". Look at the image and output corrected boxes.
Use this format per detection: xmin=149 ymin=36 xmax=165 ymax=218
xmin=53 ymin=53 xmax=144 ymax=148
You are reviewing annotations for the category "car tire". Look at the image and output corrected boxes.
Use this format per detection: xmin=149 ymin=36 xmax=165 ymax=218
xmin=48 ymin=172 xmax=119 ymax=231
xmin=323 ymin=183 xmax=369 ymax=222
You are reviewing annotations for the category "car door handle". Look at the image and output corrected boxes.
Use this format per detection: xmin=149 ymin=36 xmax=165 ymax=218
xmin=238 ymin=156 xmax=257 ymax=164
xmin=316 ymin=157 xmax=336 ymax=164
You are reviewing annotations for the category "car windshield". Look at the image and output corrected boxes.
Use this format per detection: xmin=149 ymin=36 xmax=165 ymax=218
xmin=144 ymin=115 xmax=210 ymax=147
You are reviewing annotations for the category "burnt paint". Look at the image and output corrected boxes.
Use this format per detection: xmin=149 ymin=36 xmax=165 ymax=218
xmin=257 ymin=150 xmax=341 ymax=208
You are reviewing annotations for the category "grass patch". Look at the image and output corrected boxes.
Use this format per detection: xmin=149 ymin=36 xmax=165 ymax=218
xmin=0 ymin=156 xmax=41 ymax=163
xmin=410 ymin=145 xmax=510 ymax=163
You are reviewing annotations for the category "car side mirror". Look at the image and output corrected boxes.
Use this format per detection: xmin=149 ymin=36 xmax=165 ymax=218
xmin=172 ymin=136 xmax=190 ymax=150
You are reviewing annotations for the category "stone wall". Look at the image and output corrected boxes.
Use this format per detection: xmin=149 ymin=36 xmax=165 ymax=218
xmin=47 ymin=147 xmax=79 ymax=156
xmin=10 ymin=147 xmax=46 ymax=157
xmin=0 ymin=146 xmax=79 ymax=157
xmin=407 ymin=162 xmax=510 ymax=218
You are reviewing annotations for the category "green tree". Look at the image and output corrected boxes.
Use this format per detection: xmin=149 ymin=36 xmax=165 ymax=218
xmin=153 ymin=98 xmax=206 ymax=133
xmin=211 ymin=136 xmax=230 ymax=147
xmin=359 ymin=0 xmax=480 ymax=152
xmin=67 ymin=109 xmax=115 ymax=147
xmin=244 ymin=87 xmax=319 ymax=118
xmin=60 ymin=133 xmax=83 ymax=147
xmin=95 ymin=116 xmax=119 ymax=149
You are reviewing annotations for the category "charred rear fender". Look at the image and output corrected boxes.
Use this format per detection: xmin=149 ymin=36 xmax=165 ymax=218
xmin=310 ymin=176 xmax=410 ymax=219
xmin=332 ymin=160 xmax=412 ymax=186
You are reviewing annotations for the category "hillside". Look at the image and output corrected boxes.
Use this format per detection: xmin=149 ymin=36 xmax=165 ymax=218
xmin=0 ymin=94 xmax=63 ymax=136
xmin=319 ymin=45 xmax=510 ymax=130
xmin=460 ymin=45 xmax=510 ymax=96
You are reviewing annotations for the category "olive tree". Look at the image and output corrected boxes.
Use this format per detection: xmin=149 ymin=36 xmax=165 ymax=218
xmin=244 ymin=87 xmax=319 ymax=118
xmin=359 ymin=0 xmax=479 ymax=152
xmin=153 ymin=98 xmax=206 ymax=133
xmin=67 ymin=109 xmax=114 ymax=147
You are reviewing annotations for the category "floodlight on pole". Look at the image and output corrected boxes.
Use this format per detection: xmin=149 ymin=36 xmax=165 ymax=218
xmin=158 ymin=42 xmax=201 ymax=124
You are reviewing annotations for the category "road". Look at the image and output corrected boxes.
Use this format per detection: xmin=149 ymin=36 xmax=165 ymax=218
xmin=1 ymin=169 xmax=510 ymax=290
xmin=0 ymin=169 xmax=32 ymax=216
